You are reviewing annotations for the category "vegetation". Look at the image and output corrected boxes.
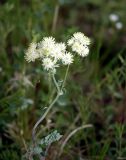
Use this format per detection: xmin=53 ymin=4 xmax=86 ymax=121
xmin=0 ymin=0 xmax=126 ymax=159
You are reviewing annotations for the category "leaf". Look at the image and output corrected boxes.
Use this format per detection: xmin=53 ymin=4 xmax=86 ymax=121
xmin=40 ymin=130 xmax=62 ymax=146
xmin=99 ymin=141 xmax=110 ymax=160
xmin=33 ymin=147 xmax=43 ymax=154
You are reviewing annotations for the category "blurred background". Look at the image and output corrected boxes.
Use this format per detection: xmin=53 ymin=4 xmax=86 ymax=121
xmin=0 ymin=0 xmax=126 ymax=159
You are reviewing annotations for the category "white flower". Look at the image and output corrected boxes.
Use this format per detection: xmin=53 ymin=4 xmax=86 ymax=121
xmin=51 ymin=42 xmax=66 ymax=60
xmin=42 ymin=58 xmax=56 ymax=71
xmin=68 ymin=32 xmax=90 ymax=57
xmin=38 ymin=37 xmax=56 ymax=58
xmin=42 ymin=37 xmax=55 ymax=46
xmin=25 ymin=35 xmax=79 ymax=72
xmin=68 ymin=32 xmax=90 ymax=46
xmin=78 ymin=46 xmax=89 ymax=57
xmin=72 ymin=43 xmax=89 ymax=57
xmin=67 ymin=38 xmax=74 ymax=46
xmin=72 ymin=42 xmax=82 ymax=52
xmin=62 ymin=52 xmax=73 ymax=65
xmin=109 ymin=14 xmax=119 ymax=22
xmin=73 ymin=32 xmax=90 ymax=45
xmin=25 ymin=42 xmax=39 ymax=62
xmin=58 ymin=42 xmax=66 ymax=52
xmin=115 ymin=22 xmax=123 ymax=30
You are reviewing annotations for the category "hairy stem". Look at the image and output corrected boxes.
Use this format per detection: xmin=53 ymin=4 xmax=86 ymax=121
xmin=32 ymin=93 xmax=60 ymax=144
xmin=52 ymin=74 xmax=60 ymax=93
xmin=31 ymin=66 xmax=70 ymax=159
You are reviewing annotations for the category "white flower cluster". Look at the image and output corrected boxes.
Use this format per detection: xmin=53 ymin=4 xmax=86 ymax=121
xmin=68 ymin=32 xmax=90 ymax=57
xmin=25 ymin=42 xmax=39 ymax=62
xmin=25 ymin=32 xmax=90 ymax=71
xmin=109 ymin=14 xmax=119 ymax=22
xmin=109 ymin=13 xmax=123 ymax=30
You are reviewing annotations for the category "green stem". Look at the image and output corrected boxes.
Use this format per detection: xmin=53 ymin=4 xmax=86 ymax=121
xmin=61 ymin=65 xmax=70 ymax=91
xmin=32 ymin=74 xmax=60 ymax=145
xmin=32 ymin=93 xmax=60 ymax=144
xmin=31 ymin=66 xmax=70 ymax=158
xmin=52 ymin=74 xmax=60 ymax=93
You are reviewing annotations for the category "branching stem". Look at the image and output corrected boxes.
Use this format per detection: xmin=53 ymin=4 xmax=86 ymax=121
xmin=31 ymin=65 xmax=70 ymax=158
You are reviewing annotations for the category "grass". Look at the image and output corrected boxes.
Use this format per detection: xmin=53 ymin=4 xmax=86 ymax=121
xmin=0 ymin=0 xmax=126 ymax=159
